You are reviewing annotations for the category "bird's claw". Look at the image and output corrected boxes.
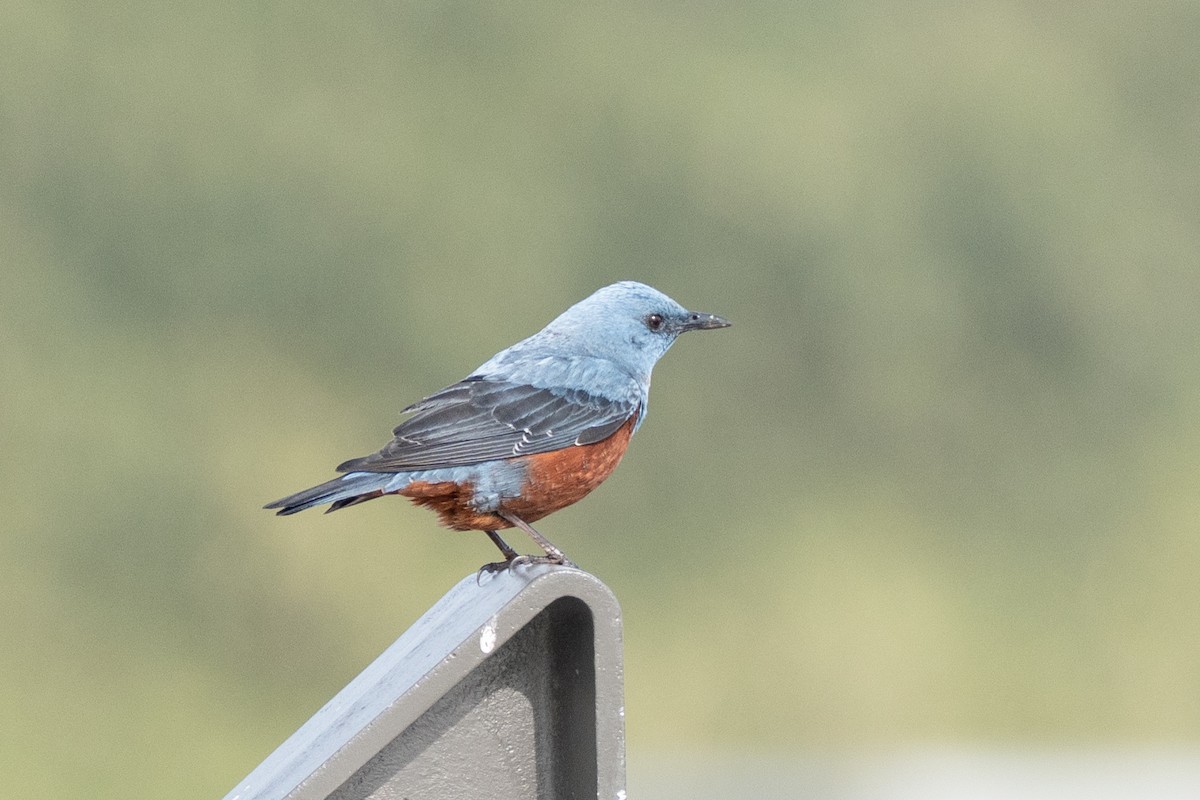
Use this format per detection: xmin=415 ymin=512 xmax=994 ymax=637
xmin=476 ymin=559 xmax=513 ymax=583
xmin=476 ymin=553 xmax=577 ymax=580
xmin=513 ymin=553 xmax=578 ymax=569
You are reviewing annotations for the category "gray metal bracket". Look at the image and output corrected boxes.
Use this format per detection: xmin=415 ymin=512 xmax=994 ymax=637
xmin=223 ymin=564 xmax=626 ymax=800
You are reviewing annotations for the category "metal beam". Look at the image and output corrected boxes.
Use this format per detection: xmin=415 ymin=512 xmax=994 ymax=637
xmin=223 ymin=564 xmax=626 ymax=800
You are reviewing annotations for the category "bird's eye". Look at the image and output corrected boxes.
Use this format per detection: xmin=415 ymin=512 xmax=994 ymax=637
xmin=646 ymin=313 xmax=664 ymax=331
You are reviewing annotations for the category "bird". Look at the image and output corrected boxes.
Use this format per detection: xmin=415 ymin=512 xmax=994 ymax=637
xmin=264 ymin=280 xmax=730 ymax=568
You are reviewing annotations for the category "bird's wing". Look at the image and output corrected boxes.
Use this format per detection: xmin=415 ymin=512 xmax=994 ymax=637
xmin=335 ymin=377 xmax=639 ymax=473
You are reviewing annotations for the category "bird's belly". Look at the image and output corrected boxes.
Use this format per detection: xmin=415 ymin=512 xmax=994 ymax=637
xmin=397 ymin=416 xmax=635 ymax=531
xmin=501 ymin=415 xmax=636 ymax=523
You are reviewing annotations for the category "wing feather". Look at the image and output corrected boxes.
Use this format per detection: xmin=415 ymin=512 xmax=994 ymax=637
xmin=336 ymin=378 xmax=638 ymax=473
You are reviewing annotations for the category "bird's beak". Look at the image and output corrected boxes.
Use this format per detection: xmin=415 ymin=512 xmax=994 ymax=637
xmin=680 ymin=311 xmax=731 ymax=332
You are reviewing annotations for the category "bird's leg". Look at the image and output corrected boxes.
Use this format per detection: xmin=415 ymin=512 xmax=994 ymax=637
xmin=479 ymin=529 xmax=521 ymax=573
xmin=497 ymin=511 xmax=577 ymax=568
xmin=486 ymin=529 xmax=520 ymax=560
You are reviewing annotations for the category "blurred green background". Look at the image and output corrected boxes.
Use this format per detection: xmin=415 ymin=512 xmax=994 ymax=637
xmin=4 ymin=1 xmax=1199 ymax=797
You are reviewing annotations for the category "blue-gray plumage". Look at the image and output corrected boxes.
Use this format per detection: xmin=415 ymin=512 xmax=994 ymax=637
xmin=265 ymin=281 xmax=730 ymax=567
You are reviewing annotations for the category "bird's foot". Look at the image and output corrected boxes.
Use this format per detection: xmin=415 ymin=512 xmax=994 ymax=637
xmin=477 ymin=553 xmax=577 ymax=578
xmin=511 ymin=553 xmax=578 ymax=570
xmin=477 ymin=557 xmax=516 ymax=579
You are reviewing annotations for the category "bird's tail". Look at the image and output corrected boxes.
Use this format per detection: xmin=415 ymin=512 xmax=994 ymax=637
xmin=264 ymin=471 xmax=400 ymax=515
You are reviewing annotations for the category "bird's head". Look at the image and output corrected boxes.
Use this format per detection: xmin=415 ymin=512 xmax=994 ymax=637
xmin=542 ymin=281 xmax=731 ymax=378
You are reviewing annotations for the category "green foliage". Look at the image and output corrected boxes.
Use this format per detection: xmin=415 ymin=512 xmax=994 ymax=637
xmin=4 ymin=2 xmax=1199 ymax=796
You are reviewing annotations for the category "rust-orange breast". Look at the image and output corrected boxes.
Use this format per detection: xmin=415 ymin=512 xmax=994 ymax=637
xmin=398 ymin=415 xmax=637 ymax=531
